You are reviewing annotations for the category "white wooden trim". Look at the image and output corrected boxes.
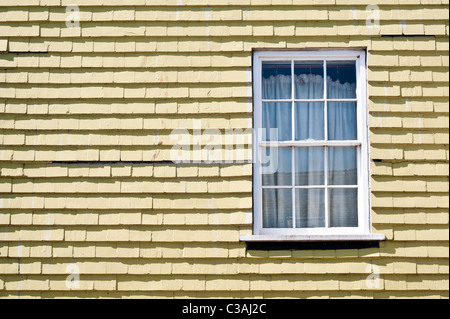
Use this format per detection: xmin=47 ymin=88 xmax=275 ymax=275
xmin=253 ymin=49 xmax=370 ymax=238
xmin=259 ymin=141 xmax=362 ymax=147
xmin=256 ymin=50 xmax=361 ymax=60
xmin=253 ymin=52 xmax=263 ymax=235
xmin=359 ymin=50 xmax=371 ymax=234
xmin=240 ymin=234 xmax=386 ymax=242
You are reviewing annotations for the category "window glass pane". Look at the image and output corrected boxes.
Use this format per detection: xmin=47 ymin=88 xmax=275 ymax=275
xmin=295 ymin=102 xmax=324 ymax=141
xmin=328 ymin=147 xmax=357 ymax=185
xmin=327 ymin=61 xmax=356 ymax=99
xmin=262 ymin=102 xmax=292 ymax=141
xmin=328 ymin=102 xmax=357 ymax=141
xmin=262 ymin=61 xmax=292 ymax=100
xmin=295 ymin=61 xmax=324 ymax=99
xmin=329 ymin=188 xmax=358 ymax=227
xmin=262 ymin=147 xmax=292 ymax=186
xmin=295 ymin=188 xmax=325 ymax=228
xmin=263 ymin=188 xmax=293 ymax=228
xmin=295 ymin=147 xmax=324 ymax=186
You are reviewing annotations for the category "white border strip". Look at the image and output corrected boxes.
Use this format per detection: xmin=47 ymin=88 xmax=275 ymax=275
xmin=240 ymin=234 xmax=386 ymax=242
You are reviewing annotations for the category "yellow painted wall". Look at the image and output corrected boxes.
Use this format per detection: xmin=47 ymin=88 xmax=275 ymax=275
xmin=0 ymin=0 xmax=449 ymax=298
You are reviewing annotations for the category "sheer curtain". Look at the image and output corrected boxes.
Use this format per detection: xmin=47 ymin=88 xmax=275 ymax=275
xmin=327 ymin=77 xmax=358 ymax=227
xmin=262 ymin=75 xmax=292 ymax=228
xmin=262 ymin=73 xmax=357 ymax=229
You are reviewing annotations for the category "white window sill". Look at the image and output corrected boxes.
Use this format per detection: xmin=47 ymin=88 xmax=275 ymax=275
xmin=240 ymin=234 xmax=386 ymax=242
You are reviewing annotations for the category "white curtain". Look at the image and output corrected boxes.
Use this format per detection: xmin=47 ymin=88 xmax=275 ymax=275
xmin=262 ymin=74 xmax=358 ymax=228
xmin=327 ymin=77 xmax=358 ymax=228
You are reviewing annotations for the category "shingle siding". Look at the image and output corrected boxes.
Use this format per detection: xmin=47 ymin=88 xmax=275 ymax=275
xmin=0 ymin=0 xmax=448 ymax=298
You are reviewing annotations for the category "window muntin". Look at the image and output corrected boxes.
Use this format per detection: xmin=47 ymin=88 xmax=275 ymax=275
xmin=254 ymin=51 xmax=369 ymax=236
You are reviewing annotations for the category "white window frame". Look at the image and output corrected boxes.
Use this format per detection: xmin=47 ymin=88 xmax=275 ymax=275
xmin=246 ymin=49 xmax=384 ymax=242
